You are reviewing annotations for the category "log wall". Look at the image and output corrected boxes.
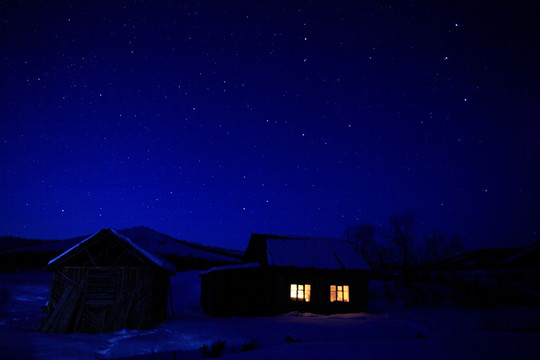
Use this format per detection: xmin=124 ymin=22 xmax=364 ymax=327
xmin=42 ymin=266 xmax=170 ymax=333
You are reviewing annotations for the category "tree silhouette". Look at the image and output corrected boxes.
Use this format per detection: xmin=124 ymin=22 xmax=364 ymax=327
xmin=388 ymin=212 xmax=416 ymax=284
xmin=424 ymin=229 xmax=446 ymax=264
xmin=423 ymin=229 xmax=465 ymax=265
xmin=346 ymin=224 xmax=378 ymax=270
xmin=345 ymin=223 xmax=391 ymax=296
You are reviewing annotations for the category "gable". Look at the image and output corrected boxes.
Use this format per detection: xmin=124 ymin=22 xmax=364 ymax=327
xmin=48 ymin=228 xmax=176 ymax=272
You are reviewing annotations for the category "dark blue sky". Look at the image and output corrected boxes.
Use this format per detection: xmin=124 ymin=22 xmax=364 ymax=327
xmin=1 ymin=0 xmax=538 ymax=250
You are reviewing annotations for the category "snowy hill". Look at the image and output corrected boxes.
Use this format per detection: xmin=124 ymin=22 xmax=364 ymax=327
xmin=118 ymin=227 xmax=242 ymax=261
xmin=0 ymin=236 xmax=50 ymax=252
xmin=0 ymin=227 xmax=241 ymax=271
xmin=116 ymin=227 xmax=242 ymax=270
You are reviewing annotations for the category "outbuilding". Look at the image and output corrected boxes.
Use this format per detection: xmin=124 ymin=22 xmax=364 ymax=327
xmin=200 ymin=233 xmax=370 ymax=316
xmin=41 ymin=228 xmax=176 ymax=333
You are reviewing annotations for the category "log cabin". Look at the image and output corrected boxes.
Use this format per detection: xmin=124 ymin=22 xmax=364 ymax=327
xmin=200 ymin=233 xmax=371 ymax=316
xmin=41 ymin=228 xmax=176 ymax=333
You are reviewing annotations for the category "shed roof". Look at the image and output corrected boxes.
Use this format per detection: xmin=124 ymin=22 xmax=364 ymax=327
xmin=243 ymin=233 xmax=370 ymax=270
xmin=200 ymin=262 xmax=261 ymax=276
xmin=48 ymin=228 xmax=176 ymax=273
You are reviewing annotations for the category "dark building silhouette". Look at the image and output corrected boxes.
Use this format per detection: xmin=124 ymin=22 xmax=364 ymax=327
xmin=42 ymin=228 xmax=176 ymax=333
xmin=200 ymin=233 xmax=371 ymax=316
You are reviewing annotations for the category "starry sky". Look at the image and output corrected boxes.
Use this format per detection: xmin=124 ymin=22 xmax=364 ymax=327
xmin=1 ymin=0 xmax=538 ymax=250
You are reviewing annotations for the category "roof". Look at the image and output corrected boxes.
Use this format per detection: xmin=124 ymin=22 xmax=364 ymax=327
xmin=243 ymin=233 xmax=371 ymax=270
xmin=440 ymin=244 xmax=540 ymax=270
xmin=48 ymin=228 xmax=176 ymax=273
xmin=503 ymin=243 xmax=540 ymax=268
xmin=200 ymin=262 xmax=261 ymax=276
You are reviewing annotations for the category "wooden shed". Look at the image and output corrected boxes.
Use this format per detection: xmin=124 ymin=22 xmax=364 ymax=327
xmin=41 ymin=228 xmax=176 ymax=333
xmin=200 ymin=233 xmax=371 ymax=316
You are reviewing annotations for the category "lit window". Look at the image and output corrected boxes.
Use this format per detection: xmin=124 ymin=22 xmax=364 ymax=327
xmin=330 ymin=285 xmax=349 ymax=302
xmin=290 ymin=284 xmax=311 ymax=302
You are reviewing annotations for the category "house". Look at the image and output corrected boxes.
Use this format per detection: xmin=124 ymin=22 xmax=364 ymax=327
xmin=431 ymin=244 xmax=540 ymax=306
xmin=200 ymin=233 xmax=371 ymax=316
xmin=41 ymin=228 xmax=176 ymax=333
xmin=438 ymin=245 xmax=540 ymax=271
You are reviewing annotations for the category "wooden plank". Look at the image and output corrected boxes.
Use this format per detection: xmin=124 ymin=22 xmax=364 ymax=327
xmin=82 ymin=306 xmax=98 ymax=332
xmin=168 ymin=277 xmax=175 ymax=315
xmin=41 ymin=285 xmax=74 ymax=332
xmin=53 ymin=280 xmax=85 ymax=333
xmin=85 ymin=248 xmax=97 ymax=266
xmin=96 ymin=310 xmax=107 ymax=332
xmin=41 ymin=280 xmax=86 ymax=333
xmin=71 ymin=301 xmax=86 ymax=332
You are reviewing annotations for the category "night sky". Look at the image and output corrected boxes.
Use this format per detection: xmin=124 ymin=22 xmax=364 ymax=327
xmin=1 ymin=0 xmax=538 ymax=250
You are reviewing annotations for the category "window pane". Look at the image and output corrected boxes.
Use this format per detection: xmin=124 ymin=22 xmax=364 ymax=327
xmin=305 ymin=284 xmax=311 ymax=302
xmin=344 ymin=285 xmax=349 ymax=302
xmin=290 ymin=284 xmax=297 ymax=299
xmin=330 ymin=285 xmax=336 ymax=302
xmin=298 ymin=284 xmax=304 ymax=300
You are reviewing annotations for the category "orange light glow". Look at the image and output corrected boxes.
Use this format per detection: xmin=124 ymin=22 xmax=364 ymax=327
xmin=330 ymin=284 xmax=350 ymax=302
xmin=290 ymin=284 xmax=297 ymax=299
xmin=330 ymin=285 xmax=336 ymax=302
xmin=290 ymin=283 xmax=311 ymax=301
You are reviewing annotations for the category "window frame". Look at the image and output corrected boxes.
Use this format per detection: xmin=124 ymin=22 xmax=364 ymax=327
xmin=290 ymin=283 xmax=311 ymax=302
xmin=330 ymin=284 xmax=350 ymax=303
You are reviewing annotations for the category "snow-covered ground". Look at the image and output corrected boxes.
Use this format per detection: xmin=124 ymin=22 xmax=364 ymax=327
xmin=1 ymin=271 xmax=539 ymax=359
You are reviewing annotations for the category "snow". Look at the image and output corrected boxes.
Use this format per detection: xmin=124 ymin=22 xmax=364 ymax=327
xmin=47 ymin=228 xmax=176 ymax=273
xmin=265 ymin=236 xmax=370 ymax=270
xmin=46 ymin=232 xmax=95 ymax=266
xmin=4 ymin=227 xmax=240 ymax=265
xmin=503 ymin=243 xmax=539 ymax=265
xmin=110 ymin=229 xmax=176 ymax=273
xmin=117 ymin=227 xmax=242 ymax=262
xmin=1 ymin=271 xmax=539 ymax=360
xmin=200 ymin=262 xmax=260 ymax=275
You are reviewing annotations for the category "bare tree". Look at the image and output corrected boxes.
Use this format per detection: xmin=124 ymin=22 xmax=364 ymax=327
xmin=388 ymin=212 xmax=416 ymax=283
xmin=345 ymin=223 xmax=390 ymax=296
xmin=445 ymin=235 xmax=465 ymax=259
xmin=423 ymin=230 xmax=465 ymax=265
xmin=424 ymin=229 xmax=446 ymax=264
xmin=346 ymin=224 xmax=378 ymax=269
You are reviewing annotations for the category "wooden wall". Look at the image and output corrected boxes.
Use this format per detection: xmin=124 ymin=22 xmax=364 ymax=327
xmin=42 ymin=266 xmax=170 ymax=333
xmin=200 ymin=267 xmax=369 ymax=317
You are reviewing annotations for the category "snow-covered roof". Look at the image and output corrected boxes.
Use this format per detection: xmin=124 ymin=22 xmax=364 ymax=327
xmin=503 ymin=243 xmax=540 ymax=265
xmin=200 ymin=262 xmax=261 ymax=275
xmin=245 ymin=234 xmax=370 ymax=270
xmin=48 ymin=228 xmax=176 ymax=273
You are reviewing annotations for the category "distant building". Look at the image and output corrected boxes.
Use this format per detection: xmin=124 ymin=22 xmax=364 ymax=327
xmin=41 ymin=228 xmax=176 ymax=333
xmin=200 ymin=233 xmax=371 ymax=316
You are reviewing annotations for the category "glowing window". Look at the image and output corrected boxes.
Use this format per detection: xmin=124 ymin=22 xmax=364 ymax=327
xmin=290 ymin=284 xmax=311 ymax=302
xmin=330 ymin=285 xmax=349 ymax=302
